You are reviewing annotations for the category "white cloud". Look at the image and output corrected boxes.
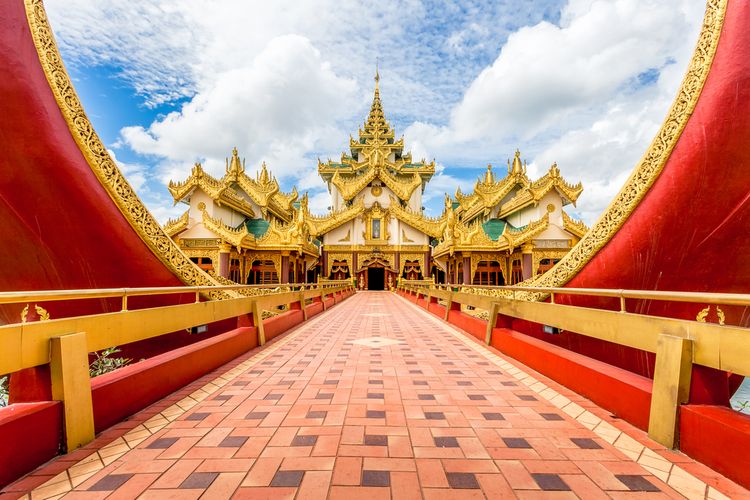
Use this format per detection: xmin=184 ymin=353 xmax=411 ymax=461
xmin=405 ymin=0 xmax=704 ymax=223
xmin=46 ymin=0 xmax=705 ymax=225
xmin=120 ymin=34 xmax=358 ymax=182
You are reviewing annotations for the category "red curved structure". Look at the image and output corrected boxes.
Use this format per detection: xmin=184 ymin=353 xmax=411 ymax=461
xmin=0 ymin=1 xmax=222 ymax=326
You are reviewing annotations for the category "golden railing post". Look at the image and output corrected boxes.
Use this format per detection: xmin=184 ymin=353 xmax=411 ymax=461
xmin=444 ymin=291 xmax=453 ymax=321
xmin=648 ymin=334 xmax=693 ymax=448
xmin=485 ymin=302 xmax=500 ymax=346
xmin=50 ymin=332 xmax=95 ymax=452
xmin=299 ymin=291 xmax=307 ymax=321
xmin=251 ymin=300 xmax=266 ymax=346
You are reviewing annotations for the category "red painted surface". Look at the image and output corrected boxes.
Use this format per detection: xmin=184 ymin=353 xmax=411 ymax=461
xmin=323 ymin=297 xmax=335 ymax=309
xmin=263 ymin=310 xmax=304 ymax=342
xmin=491 ymin=328 xmax=652 ymax=430
xmin=680 ymin=405 xmax=750 ymax=489
xmin=446 ymin=311 xmax=486 ymax=342
xmin=0 ymin=402 xmax=62 ymax=488
xmin=0 ymin=2 xmax=195 ymax=324
xmin=511 ymin=319 xmax=657 ymax=380
xmin=427 ymin=303 xmax=446 ymax=317
xmin=305 ymin=301 xmax=324 ymax=318
xmin=91 ymin=326 xmax=258 ymax=433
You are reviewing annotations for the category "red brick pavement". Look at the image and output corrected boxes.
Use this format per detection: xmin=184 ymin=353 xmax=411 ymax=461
xmin=5 ymin=291 xmax=745 ymax=499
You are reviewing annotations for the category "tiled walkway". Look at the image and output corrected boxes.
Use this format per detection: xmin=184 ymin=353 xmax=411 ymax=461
xmin=11 ymin=292 xmax=745 ymax=499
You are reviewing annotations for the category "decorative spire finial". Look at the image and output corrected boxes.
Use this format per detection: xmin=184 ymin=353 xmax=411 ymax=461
xmin=511 ymin=149 xmax=523 ymax=175
xmin=375 ymin=57 xmax=380 ymax=90
xmin=227 ymin=146 xmax=243 ymax=174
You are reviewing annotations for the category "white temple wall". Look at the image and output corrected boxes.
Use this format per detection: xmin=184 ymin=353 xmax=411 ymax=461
xmin=179 ymin=223 xmax=216 ymax=239
xmin=397 ymin=221 xmax=430 ymax=245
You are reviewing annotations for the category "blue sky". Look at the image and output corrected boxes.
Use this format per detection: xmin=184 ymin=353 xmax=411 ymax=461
xmin=46 ymin=0 xmax=703 ymax=223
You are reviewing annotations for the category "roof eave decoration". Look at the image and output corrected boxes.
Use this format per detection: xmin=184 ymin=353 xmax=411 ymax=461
xmin=304 ymin=196 xmax=365 ymax=237
xmin=169 ymin=149 xmax=297 ymax=223
xmin=163 ymin=210 xmax=189 ymax=237
xmin=433 ymin=212 xmax=550 ymax=257
xmin=388 ymin=195 xmax=450 ymax=239
xmin=496 ymin=163 xmax=583 ymax=219
xmin=562 ymin=210 xmax=590 ymax=239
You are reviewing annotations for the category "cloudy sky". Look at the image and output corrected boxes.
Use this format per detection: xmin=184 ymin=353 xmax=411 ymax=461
xmin=45 ymin=0 xmax=704 ymax=223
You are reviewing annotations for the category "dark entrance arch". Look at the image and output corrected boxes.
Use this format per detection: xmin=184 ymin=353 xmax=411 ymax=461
xmin=367 ymin=267 xmax=385 ymax=290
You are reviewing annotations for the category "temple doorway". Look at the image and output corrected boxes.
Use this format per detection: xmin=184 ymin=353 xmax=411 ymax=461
xmin=367 ymin=267 xmax=385 ymax=290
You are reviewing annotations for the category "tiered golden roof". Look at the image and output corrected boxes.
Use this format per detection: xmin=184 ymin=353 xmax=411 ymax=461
xmin=168 ymin=148 xmax=298 ymax=222
xmin=433 ymin=212 xmax=551 ymax=257
xmin=318 ymin=72 xmax=435 ymax=202
xmin=457 ymin=150 xmax=583 ymax=223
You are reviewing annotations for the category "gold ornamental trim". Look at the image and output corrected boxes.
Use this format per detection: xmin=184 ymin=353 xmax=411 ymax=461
xmin=526 ymin=0 xmax=727 ymax=297
xmin=399 ymin=253 xmax=425 ymax=277
xmin=163 ymin=210 xmax=189 ymax=237
xmin=24 ymin=0 xmax=231 ymax=299
xmin=327 ymin=253 xmax=353 ymax=276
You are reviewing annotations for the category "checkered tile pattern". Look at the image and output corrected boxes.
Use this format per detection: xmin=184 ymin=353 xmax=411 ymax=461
xmin=8 ymin=292 xmax=744 ymax=499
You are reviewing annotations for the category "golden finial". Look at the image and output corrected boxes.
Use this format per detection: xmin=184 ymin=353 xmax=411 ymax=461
xmin=511 ymin=149 xmax=523 ymax=175
xmin=484 ymin=164 xmax=494 ymax=184
xmin=375 ymin=57 xmax=380 ymax=90
xmin=258 ymin=161 xmax=270 ymax=184
xmin=227 ymin=146 xmax=243 ymax=174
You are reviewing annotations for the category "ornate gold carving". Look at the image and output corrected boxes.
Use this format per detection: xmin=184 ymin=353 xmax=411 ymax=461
xmin=319 ymin=73 xmax=434 ymax=203
xmin=163 ymin=210 xmax=189 ymax=237
xmin=696 ymin=305 xmax=725 ymax=326
xmin=434 ymin=212 xmax=550 ymax=257
xmin=389 ymin=195 xmax=451 ymax=239
xmin=399 ymin=253 xmax=425 ymax=277
xmin=547 ymin=203 xmax=555 ymax=213
xmin=522 ymin=0 xmax=727 ymax=300
xmin=21 ymin=304 xmax=50 ymax=323
xmin=197 ymin=202 xmax=206 ymax=211
xmin=303 ymin=195 xmax=364 ymax=237
xmin=495 ymin=162 xmax=583 ymax=220
xmin=324 ymin=244 xmax=430 ymax=252
xmin=371 ymin=185 xmax=383 ymax=197
xmin=327 ymin=252 xmax=353 ymax=276
xmin=361 ymin=202 xmax=391 ymax=243
xmin=23 ymin=0 xmax=231 ymax=299
xmin=169 ymin=148 xmax=293 ymax=222
xmin=330 ymin=166 xmax=422 ymax=202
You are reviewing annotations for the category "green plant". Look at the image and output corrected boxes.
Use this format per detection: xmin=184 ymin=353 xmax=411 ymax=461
xmin=0 ymin=375 xmax=8 ymax=407
xmin=89 ymin=347 xmax=131 ymax=377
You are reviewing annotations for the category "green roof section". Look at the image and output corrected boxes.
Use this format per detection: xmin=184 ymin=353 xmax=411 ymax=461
xmin=243 ymin=218 xmax=270 ymax=238
xmin=482 ymin=219 xmax=507 ymax=241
